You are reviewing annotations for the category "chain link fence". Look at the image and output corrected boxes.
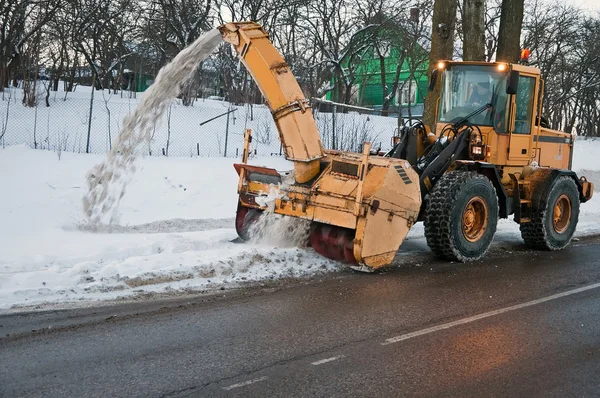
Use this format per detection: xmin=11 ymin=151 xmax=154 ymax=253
xmin=0 ymin=85 xmax=415 ymax=158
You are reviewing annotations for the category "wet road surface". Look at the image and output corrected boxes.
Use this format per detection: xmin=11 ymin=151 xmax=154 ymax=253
xmin=2 ymin=237 xmax=600 ymax=397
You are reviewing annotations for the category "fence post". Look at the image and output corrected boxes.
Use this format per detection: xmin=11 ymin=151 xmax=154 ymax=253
xmin=86 ymin=74 xmax=96 ymax=153
xmin=224 ymin=105 xmax=230 ymax=157
xmin=332 ymin=104 xmax=337 ymax=150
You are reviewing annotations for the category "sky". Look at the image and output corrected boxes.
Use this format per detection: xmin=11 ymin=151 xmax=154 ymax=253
xmin=558 ymin=0 xmax=599 ymax=13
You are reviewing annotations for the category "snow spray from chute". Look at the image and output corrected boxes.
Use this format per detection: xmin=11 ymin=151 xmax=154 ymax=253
xmin=82 ymin=26 xmax=311 ymax=251
xmin=82 ymin=29 xmax=223 ymax=225
xmin=248 ymin=173 xmax=312 ymax=248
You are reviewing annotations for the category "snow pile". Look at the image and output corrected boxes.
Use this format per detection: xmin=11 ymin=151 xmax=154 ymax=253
xmin=1 ymin=140 xmax=600 ymax=310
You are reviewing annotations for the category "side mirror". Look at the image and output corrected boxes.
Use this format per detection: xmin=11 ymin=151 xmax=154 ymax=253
xmin=428 ymin=69 xmax=438 ymax=91
xmin=506 ymin=70 xmax=520 ymax=95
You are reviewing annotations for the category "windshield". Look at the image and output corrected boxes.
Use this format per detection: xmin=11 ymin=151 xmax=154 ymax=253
xmin=438 ymin=65 xmax=509 ymax=131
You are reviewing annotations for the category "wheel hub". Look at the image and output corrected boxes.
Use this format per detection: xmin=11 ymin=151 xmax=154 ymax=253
xmin=462 ymin=197 xmax=488 ymax=243
xmin=553 ymin=194 xmax=571 ymax=233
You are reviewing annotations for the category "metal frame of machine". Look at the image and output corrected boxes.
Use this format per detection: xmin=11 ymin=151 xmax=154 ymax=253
xmin=218 ymin=22 xmax=594 ymax=271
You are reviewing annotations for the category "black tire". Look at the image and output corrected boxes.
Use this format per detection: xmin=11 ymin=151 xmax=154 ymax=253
xmin=520 ymin=176 xmax=580 ymax=250
xmin=424 ymin=171 xmax=499 ymax=262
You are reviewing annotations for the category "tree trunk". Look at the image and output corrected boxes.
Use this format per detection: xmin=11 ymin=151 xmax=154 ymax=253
xmin=382 ymin=51 xmax=407 ymax=115
xmin=66 ymin=56 xmax=78 ymax=94
xmin=496 ymin=0 xmax=525 ymax=63
xmin=53 ymin=45 xmax=65 ymax=91
xmin=422 ymin=0 xmax=457 ymax=131
xmin=379 ymin=54 xmax=388 ymax=114
xmin=0 ymin=66 xmax=7 ymax=89
xmin=463 ymin=0 xmax=486 ymax=61
xmin=10 ymin=54 xmax=20 ymax=88
xmin=344 ymin=83 xmax=352 ymax=106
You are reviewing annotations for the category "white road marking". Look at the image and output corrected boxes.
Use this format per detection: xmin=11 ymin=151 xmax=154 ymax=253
xmin=222 ymin=376 xmax=268 ymax=391
xmin=311 ymin=355 xmax=345 ymax=365
xmin=382 ymin=281 xmax=600 ymax=345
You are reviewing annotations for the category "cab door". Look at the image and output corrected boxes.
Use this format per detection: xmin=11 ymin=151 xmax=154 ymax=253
xmin=508 ymin=75 xmax=537 ymax=161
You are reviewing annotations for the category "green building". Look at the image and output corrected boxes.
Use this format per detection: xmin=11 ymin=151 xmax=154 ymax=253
xmin=121 ymin=69 xmax=155 ymax=92
xmin=326 ymin=43 xmax=429 ymax=116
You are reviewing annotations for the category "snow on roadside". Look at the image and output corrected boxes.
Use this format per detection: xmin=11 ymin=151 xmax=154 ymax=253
xmin=1 ymin=141 xmax=600 ymax=310
xmin=0 ymin=145 xmax=339 ymax=310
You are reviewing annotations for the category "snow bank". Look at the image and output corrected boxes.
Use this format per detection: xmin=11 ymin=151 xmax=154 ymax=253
xmin=1 ymin=142 xmax=600 ymax=310
xmin=0 ymin=145 xmax=339 ymax=310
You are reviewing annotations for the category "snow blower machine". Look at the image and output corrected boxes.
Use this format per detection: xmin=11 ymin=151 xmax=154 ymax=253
xmin=219 ymin=22 xmax=594 ymax=272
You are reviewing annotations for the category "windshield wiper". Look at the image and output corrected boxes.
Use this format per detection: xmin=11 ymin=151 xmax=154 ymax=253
xmin=452 ymin=102 xmax=492 ymax=129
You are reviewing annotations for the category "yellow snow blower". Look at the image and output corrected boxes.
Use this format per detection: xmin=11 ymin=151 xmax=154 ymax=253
xmin=218 ymin=22 xmax=593 ymax=271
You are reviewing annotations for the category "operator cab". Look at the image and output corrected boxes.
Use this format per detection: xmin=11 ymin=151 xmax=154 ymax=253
xmin=437 ymin=63 xmax=510 ymax=132
xmin=388 ymin=60 xmax=542 ymax=169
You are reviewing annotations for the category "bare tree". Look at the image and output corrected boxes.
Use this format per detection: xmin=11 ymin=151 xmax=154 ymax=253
xmin=398 ymin=1 xmax=433 ymax=119
xmin=483 ymin=0 xmax=502 ymax=61
xmin=306 ymin=0 xmax=388 ymax=105
xmin=355 ymin=0 xmax=405 ymax=114
xmin=21 ymin=22 xmax=43 ymax=107
xmin=43 ymin=9 xmax=70 ymax=93
xmin=521 ymin=0 xmax=598 ymax=136
xmin=463 ymin=0 xmax=485 ymax=61
xmin=0 ymin=0 xmax=62 ymax=89
xmin=422 ymin=0 xmax=457 ymax=130
xmin=69 ymin=0 xmax=137 ymax=91
xmin=157 ymin=0 xmax=214 ymax=105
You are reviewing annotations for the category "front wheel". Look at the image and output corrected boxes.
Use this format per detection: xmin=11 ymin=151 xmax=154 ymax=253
xmin=424 ymin=171 xmax=499 ymax=262
xmin=520 ymin=176 xmax=580 ymax=250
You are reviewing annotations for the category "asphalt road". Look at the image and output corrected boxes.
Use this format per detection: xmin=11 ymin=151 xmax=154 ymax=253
xmin=2 ymin=237 xmax=600 ymax=398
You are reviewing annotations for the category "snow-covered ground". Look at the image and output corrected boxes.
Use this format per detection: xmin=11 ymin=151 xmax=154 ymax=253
xmin=1 ymin=141 xmax=600 ymax=311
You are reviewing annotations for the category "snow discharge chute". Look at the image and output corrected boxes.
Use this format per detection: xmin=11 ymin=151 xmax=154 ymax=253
xmin=220 ymin=22 xmax=422 ymax=271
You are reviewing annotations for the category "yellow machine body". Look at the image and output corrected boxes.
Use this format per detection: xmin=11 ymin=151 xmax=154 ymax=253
xmin=220 ymin=23 xmax=593 ymax=271
xmin=429 ymin=61 xmax=593 ymax=201
xmin=236 ymin=150 xmax=421 ymax=268
xmin=221 ymin=22 xmax=422 ymax=269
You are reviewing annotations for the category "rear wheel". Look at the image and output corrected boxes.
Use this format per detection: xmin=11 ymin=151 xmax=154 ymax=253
xmin=520 ymin=176 xmax=580 ymax=250
xmin=424 ymin=171 xmax=499 ymax=262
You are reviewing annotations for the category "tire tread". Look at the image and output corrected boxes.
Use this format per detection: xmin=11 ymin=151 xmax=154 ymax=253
xmin=520 ymin=175 xmax=579 ymax=250
xmin=424 ymin=171 xmax=498 ymax=262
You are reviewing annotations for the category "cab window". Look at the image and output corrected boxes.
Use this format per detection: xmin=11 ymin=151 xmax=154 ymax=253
xmin=514 ymin=76 xmax=536 ymax=134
